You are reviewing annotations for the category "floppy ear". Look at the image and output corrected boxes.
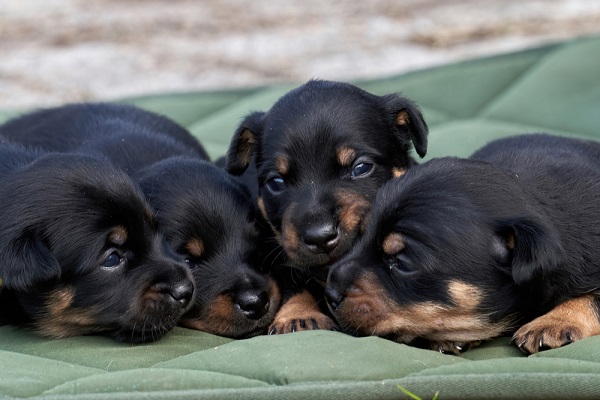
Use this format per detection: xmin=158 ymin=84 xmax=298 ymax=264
xmin=380 ymin=94 xmax=428 ymax=158
xmin=0 ymin=233 xmax=61 ymax=292
xmin=225 ymin=111 xmax=265 ymax=176
xmin=494 ymin=216 xmax=564 ymax=286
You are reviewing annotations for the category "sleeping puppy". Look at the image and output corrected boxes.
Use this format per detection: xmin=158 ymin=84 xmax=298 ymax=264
xmin=326 ymin=134 xmax=600 ymax=354
xmin=0 ymin=143 xmax=195 ymax=343
xmin=136 ymin=158 xmax=281 ymax=338
xmin=1 ymin=103 xmax=281 ymax=338
xmin=226 ymin=79 xmax=428 ymax=333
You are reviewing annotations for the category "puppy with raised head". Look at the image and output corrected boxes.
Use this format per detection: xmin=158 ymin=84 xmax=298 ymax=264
xmin=326 ymin=134 xmax=600 ymax=354
xmin=226 ymin=79 xmax=428 ymax=333
xmin=1 ymin=103 xmax=281 ymax=338
xmin=0 ymin=143 xmax=195 ymax=343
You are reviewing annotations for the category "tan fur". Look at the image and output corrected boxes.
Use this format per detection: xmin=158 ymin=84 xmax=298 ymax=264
xmin=448 ymin=280 xmax=482 ymax=310
xmin=506 ymin=234 xmax=515 ymax=250
xmin=280 ymin=202 xmax=300 ymax=254
xmin=185 ymin=238 xmax=204 ymax=258
xmin=36 ymin=287 xmax=98 ymax=338
xmin=237 ymin=128 xmax=256 ymax=167
xmin=275 ymin=155 xmax=289 ymax=176
xmin=392 ymin=167 xmax=406 ymax=178
xmin=257 ymin=196 xmax=268 ymax=221
xmin=395 ymin=110 xmax=410 ymax=126
xmin=181 ymin=294 xmax=234 ymax=333
xmin=108 ymin=225 xmax=128 ymax=246
xmin=182 ymin=279 xmax=283 ymax=336
xmin=335 ymin=189 xmax=371 ymax=233
xmin=269 ymin=290 xmax=336 ymax=333
xmin=336 ymin=146 xmax=356 ymax=167
xmin=337 ymin=273 xmax=511 ymax=343
xmin=382 ymin=232 xmax=405 ymax=256
xmin=513 ymin=295 xmax=600 ymax=353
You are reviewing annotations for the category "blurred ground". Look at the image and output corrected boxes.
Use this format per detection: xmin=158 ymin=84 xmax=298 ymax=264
xmin=1 ymin=0 xmax=599 ymax=109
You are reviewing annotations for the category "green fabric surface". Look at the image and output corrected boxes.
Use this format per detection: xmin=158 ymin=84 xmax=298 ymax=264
xmin=2 ymin=35 xmax=600 ymax=399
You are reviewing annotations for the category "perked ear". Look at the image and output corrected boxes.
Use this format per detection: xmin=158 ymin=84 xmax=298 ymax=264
xmin=494 ymin=216 xmax=564 ymax=286
xmin=225 ymin=111 xmax=265 ymax=176
xmin=0 ymin=233 xmax=61 ymax=292
xmin=380 ymin=94 xmax=429 ymax=158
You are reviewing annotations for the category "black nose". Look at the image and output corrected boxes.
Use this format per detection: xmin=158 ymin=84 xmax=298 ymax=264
xmin=235 ymin=289 xmax=270 ymax=320
xmin=325 ymin=285 xmax=344 ymax=311
xmin=302 ymin=223 xmax=340 ymax=253
xmin=163 ymin=281 xmax=194 ymax=307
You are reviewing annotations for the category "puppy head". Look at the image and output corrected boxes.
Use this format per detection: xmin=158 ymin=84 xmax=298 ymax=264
xmin=226 ymin=80 xmax=428 ymax=274
xmin=0 ymin=153 xmax=195 ymax=343
xmin=137 ymin=158 xmax=281 ymax=338
xmin=325 ymin=158 xmax=564 ymax=345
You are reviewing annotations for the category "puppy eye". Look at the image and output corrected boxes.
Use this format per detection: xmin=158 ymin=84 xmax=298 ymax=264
xmin=387 ymin=254 xmax=417 ymax=278
xmin=265 ymin=176 xmax=285 ymax=194
xmin=102 ymin=251 xmax=123 ymax=269
xmin=351 ymin=162 xmax=374 ymax=178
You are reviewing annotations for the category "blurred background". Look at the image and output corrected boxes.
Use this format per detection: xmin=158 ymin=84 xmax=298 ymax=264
xmin=1 ymin=0 xmax=599 ymax=109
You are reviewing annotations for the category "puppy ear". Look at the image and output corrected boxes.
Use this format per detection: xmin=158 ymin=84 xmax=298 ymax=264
xmin=380 ymin=94 xmax=429 ymax=158
xmin=0 ymin=233 xmax=61 ymax=292
xmin=226 ymin=111 xmax=265 ymax=175
xmin=494 ymin=216 xmax=564 ymax=285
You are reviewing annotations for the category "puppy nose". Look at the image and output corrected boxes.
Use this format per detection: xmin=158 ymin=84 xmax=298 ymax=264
xmin=169 ymin=281 xmax=194 ymax=307
xmin=302 ymin=223 xmax=340 ymax=253
xmin=235 ymin=289 xmax=270 ymax=320
xmin=325 ymin=285 xmax=344 ymax=311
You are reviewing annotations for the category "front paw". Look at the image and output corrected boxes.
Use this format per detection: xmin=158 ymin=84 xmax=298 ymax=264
xmin=428 ymin=340 xmax=481 ymax=354
xmin=267 ymin=290 xmax=337 ymax=334
xmin=513 ymin=319 xmax=578 ymax=354
xmin=268 ymin=312 xmax=336 ymax=334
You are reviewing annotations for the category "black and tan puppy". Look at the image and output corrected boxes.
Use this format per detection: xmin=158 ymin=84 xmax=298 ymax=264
xmin=226 ymin=79 xmax=428 ymax=332
xmin=0 ymin=143 xmax=195 ymax=343
xmin=136 ymin=159 xmax=281 ymax=338
xmin=326 ymin=134 xmax=600 ymax=354
xmin=1 ymin=103 xmax=281 ymax=338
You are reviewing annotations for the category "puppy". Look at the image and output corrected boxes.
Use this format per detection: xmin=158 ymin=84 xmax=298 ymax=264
xmin=0 ymin=143 xmax=195 ymax=343
xmin=326 ymin=134 xmax=600 ymax=354
xmin=226 ymin=79 xmax=428 ymax=333
xmin=1 ymin=103 xmax=281 ymax=338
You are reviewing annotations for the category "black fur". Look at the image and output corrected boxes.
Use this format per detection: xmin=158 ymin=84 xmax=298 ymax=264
xmin=1 ymin=103 xmax=281 ymax=338
xmin=0 ymin=143 xmax=195 ymax=343
xmin=326 ymin=133 xmax=600 ymax=353
xmin=225 ymin=80 xmax=428 ymax=333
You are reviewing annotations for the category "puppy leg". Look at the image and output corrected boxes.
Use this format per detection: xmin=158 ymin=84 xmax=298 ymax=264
xmin=268 ymin=290 xmax=337 ymax=334
xmin=513 ymin=294 xmax=600 ymax=354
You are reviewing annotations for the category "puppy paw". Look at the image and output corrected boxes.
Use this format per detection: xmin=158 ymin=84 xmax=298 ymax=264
xmin=267 ymin=290 xmax=337 ymax=334
xmin=428 ymin=340 xmax=481 ymax=354
xmin=513 ymin=319 xmax=580 ymax=354
xmin=268 ymin=312 xmax=337 ymax=334
xmin=512 ymin=295 xmax=600 ymax=354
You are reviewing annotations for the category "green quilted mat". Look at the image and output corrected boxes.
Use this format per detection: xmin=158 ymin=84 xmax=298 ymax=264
xmin=1 ymin=35 xmax=600 ymax=399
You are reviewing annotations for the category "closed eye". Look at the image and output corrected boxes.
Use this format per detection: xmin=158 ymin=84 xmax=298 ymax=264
xmin=387 ymin=253 xmax=417 ymax=278
xmin=184 ymin=257 xmax=200 ymax=269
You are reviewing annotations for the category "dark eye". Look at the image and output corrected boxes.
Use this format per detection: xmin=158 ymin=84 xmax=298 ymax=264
xmin=265 ymin=176 xmax=285 ymax=193
xmin=351 ymin=162 xmax=374 ymax=178
xmin=387 ymin=254 xmax=417 ymax=277
xmin=102 ymin=251 xmax=123 ymax=269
